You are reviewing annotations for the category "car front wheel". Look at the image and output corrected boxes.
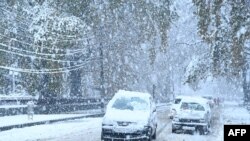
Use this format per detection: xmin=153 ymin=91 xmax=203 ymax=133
xmin=152 ymin=130 xmax=156 ymax=139
xmin=145 ymin=127 xmax=154 ymax=141
xmin=147 ymin=136 xmax=152 ymax=141
xmin=172 ymin=125 xmax=177 ymax=133
xmin=198 ymin=125 xmax=209 ymax=135
xmin=152 ymin=124 xmax=157 ymax=139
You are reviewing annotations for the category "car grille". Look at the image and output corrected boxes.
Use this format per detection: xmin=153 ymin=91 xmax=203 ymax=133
xmin=179 ymin=118 xmax=200 ymax=123
xmin=102 ymin=129 xmax=148 ymax=140
xmin=117 ymin=121 xmax=131 ymax=126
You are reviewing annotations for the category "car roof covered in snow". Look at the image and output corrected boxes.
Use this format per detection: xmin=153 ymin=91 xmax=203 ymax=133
xmin=175 ymin=95 xmax=193 ymax=99
xmin=107 ymin=90 xmax=152 ymax=108
xmin=180 ymin=96 xmax=209 ymax=105
xmin=201 ymin=95 xmax=214 ymax=99
xmin=112 ymin=90 xmax=152 ymax=99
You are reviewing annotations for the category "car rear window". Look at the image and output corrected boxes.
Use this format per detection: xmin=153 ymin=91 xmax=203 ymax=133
xmin=112 ymin=96 xmax=149 ymax=111
xmin=180 ymin=102 xmax=205 ymax=111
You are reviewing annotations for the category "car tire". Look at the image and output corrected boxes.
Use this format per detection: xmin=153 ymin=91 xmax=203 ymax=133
xmin=146 ymin=127 xmax=153 ymax=141
xmin=172 ymin=128 xmax=176 ymax=133
xmin=152 ymin=124 xmax=157 ymax=139
xmin=208 ymin=121 xmax=212 ymax=128
xmin=199 ymin=125 xmax=209 ymax=135
xmin=101 ymin=131 xmax=109 ymax=141
xmin=145 ymin=135 xmax=152 ymax=141
xmin=152 ymin=130 xmax=156 ymax=139
xmin=101 ymin=131 xmax=104 ymax=140
xmin=172 ymin=125 xmax=176 ymax=133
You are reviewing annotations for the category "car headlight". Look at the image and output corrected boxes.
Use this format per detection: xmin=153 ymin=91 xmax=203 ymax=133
xmin=138 ymin=118 xmax=150 ymax=126
xmin=102 ymin=117 xmax=114 ymax=127
xmin=102 ymin=123 xmax=113 ymax=126
xmin=142 ymin=126 xmax=152 ymax=135
xmin=199 ymin=119 xmax=206 ymax=123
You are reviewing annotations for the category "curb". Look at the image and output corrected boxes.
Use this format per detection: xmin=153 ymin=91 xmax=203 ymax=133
xmin=0 ymin=113 xmax=104 ymax=132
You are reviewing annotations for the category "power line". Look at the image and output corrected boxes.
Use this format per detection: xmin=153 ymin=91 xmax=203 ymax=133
xmin=0 ymin=25 xmax=94 ymax=43
xmin=0 ymin=34 xmax=92 ymax=56
xmin=0 ymin=32 xmax=96 ymax=53
xmin=0 ymin=43 xmax=90 ymax=64
xmin=0 ymin=57 xmax=101 ymax=74
xmin=0 ymin=42 xmax=91 ymax=60
xmin=0 ymin=26 xmax=96 ymax=52
xmin=0 ymin=64 xmax=87 ymax=74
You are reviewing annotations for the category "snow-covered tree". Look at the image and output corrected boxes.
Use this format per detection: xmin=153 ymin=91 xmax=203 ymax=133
xmin=192 ymin=0 xmax=250 ymax=102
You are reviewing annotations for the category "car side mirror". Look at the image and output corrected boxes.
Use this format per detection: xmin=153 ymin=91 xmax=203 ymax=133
xmin=153 ymin=108 xmax=156 ymax=113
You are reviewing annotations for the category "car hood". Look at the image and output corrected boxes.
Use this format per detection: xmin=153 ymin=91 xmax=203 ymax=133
xmin=103 ymin=108 xmax=150 ymax=124
xmin=177 ymin=109 xmax=205 ymax=119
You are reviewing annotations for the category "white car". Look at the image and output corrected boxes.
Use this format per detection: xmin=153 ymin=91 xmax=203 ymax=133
xmin=101 ymin=90 xmax=157 ymax=141
xmin=169 ymin=95 xmax=192 ymax=119
xmin=172 ymin=97 xmax=212 ymax=135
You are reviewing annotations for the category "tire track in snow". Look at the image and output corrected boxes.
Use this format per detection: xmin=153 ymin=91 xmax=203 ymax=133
xmin=155 ymin=105 xmax=172 ymax=140
xmin=156 ymin=122 xmax=171 ymax=137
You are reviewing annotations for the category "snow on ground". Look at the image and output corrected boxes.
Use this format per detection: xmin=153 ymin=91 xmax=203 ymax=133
xmin=0 ymin=100 xmax=249 ymax=141
xmin=222 ymin=101 xmax=250 ymax=124
xmin=0 ymin=118 xmax=102 ymax=141
xmin=0 ymin=105 xmax=27 ymax=108
xmin=0 ymin=114 xmax=91 ymax=127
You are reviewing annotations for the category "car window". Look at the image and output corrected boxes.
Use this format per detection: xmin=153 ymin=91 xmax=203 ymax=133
xmin=203 ymin=96 xmax=213 ymax=100
xmin=180 ymin=102 xmax=188 ymax=110
xmin=196 ymin=104 xmax=205 ymax=111
xmin=174 ymin=98 xmax=182 ymax=104
xmin=180 ymin=102 xmax=205 ymax=111
xmin=112 ymin=96 xmax=149 ymax=111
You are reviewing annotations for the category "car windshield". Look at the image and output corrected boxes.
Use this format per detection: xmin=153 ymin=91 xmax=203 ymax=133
xmin=180 ymin=102 xmax=205 ymax=111
xmin=112 ymin=96 xmax=149 ymax=111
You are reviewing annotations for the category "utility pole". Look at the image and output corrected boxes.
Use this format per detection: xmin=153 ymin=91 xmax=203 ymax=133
xmin=12 ymin=71 xmax=15 ymax=94
xmin=96 ymin=0 xmax=105 ymax=113
xmin=9 ymin=70 xmax=18 ymax=94
xmin=243 ymin=62 xmax=250 ymax=105
xmin=100 ymin=42 xmax=105 ymax=113
xmin=152 ymin=84 xmax=156 ymax=99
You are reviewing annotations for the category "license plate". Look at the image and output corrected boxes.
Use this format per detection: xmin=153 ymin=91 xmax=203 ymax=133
xmin=182 ymin=126 xmax=195 ymax=130
xmin=114 ymin=127 xmax=125 ymax=133
xmin=126 ymin=135 xmax=130 ymax=139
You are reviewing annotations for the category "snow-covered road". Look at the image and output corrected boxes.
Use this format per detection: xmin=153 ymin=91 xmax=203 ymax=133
xmin=0 ymin=101 xmax=249 ymax=141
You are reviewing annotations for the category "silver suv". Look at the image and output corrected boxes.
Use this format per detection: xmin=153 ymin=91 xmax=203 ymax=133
xmin=172 ymin=97 xmax=211 ymax=135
